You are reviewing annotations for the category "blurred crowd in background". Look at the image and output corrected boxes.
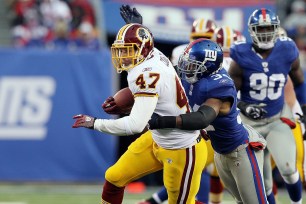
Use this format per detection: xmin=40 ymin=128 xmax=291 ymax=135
xmin=3 ymin=0 xmax=306 ymax=64
xmin=5 ymin=0 xmax=99 ymax=50
xmin=279 ymin=0 xmax=306 ymax=71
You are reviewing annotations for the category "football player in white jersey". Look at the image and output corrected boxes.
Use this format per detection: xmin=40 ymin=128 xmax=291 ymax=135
xmin=133 ymin=17 xmax=222 ymax=204
xmin=72 ymin=23 xmax=207 ymax=204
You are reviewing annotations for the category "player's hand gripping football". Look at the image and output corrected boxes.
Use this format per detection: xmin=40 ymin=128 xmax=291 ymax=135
xmin=102 ymin=96 xmax=118 ymax=114
xmin=238 ymin=102 xmax=267 ymax=120
xmin=120 ymin=4 xmax=143 ymax=24
xmin=72 ymin=114 xmax=96 ymax=129
xmin=102 ymin=96 xmax=128 ymax=115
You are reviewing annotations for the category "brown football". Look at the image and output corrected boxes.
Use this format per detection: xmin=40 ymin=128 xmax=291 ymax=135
xmin=113 ymin=87 xmax=135 ymax=113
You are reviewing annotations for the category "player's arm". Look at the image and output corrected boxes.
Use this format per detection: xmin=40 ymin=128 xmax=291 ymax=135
xmin=228 ymin=60 xmax=243 ymax=91
xmin=72 ymin=96 xmax=157 ymax=136
xmin=289 ymin=57 xmax=306 ymax=130
xmin=289 ymin=58 xmax=306 ymax=108
xmin=284 ymin=76 xmax=297 ymax=109
xmin=149 ymin=98 xmax=223 ymax=130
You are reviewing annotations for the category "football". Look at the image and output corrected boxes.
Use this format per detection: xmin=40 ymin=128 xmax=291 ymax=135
xmin=113 ymin=87 xmax=135 ymax=113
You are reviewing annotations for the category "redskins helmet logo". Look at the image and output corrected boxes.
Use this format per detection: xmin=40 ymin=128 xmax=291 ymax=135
xmin=137 ymin=28 xmax=150 ymax=43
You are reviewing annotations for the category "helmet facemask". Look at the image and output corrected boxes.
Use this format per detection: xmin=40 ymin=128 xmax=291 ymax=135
xmin=111 ymin=42 xmax=145 ymax=73
xmin=248 ymin=9 xmax=280 ymax=50
xmin=177 ymin=54 xmax=207 ymax=84
xmin=111 ymin=24 xmax=153 ymax=73
xmin=249 ymin=24 xmax=279 ymax=49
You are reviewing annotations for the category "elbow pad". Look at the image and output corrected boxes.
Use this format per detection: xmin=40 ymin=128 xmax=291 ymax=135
xmin=180 ymin=105 xmax=216 ymax=130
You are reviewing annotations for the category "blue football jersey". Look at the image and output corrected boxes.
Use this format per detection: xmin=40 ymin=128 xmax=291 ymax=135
xmin=182 ymin=69 xmax=249 ymax=154
xmin=230 ymin=37 xmax=299 ymax=117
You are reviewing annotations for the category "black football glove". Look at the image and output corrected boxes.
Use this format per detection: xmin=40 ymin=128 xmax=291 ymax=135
xmin=238 ymin=101 xmax=267 ymax=120
xmin=72 ymin=114 xmax=96 ymax=129
xmin=296 ymin=105 xmax=306 ymax=140
xmin=120 ymin=4 xmax=143 ymax=24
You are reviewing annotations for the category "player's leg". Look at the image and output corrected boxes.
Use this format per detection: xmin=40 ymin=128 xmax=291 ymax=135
xmin=236 ymin=145 xmax=267 ymax=203
xmin=292 ymin=121 xmax=305 ymax=183
xmin=138 ymin=138 xmax=213 ymax=204
xmin=196 ymin=169 xmax=210 ymax=203
xmin=102 ymin=131 xmax=163 ymax=203
xmin=159 ymin=137 xmax=207 ymax=204
xmin=263 ymin=149 xmax=276 ymax=204
xmin=266 ymin=120 xmax=302 ymax=203
xmin=138 ymin=170 xmax=210 ymax=204
xmin=215 ymin=125 xmax=268 ymax=204
xmin=209 ymin=164 xmax=224 ymax=204
xmin=214 ymin=151 xmax=243 ymax=203
xmin=198 ymin=139 xmax=216 ymax=203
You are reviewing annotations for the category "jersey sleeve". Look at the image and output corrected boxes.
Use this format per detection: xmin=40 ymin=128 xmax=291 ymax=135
xmin=229 ymin=43 xmax=240 ymax=63
xmin=287 ymin=38 xmax=299 ymax=63
xmin=207 ymin=74 xmax=236 ymax=100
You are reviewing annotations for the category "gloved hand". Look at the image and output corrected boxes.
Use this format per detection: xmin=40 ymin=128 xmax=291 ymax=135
xmin=120 ymin=4 xmax=143 ymax=24
xmin=238 ymin=101 xmax=267 ymax=120
xmin=296 ymin=105 xmax=306 ymax=139
xmin=72 ymin=114 xmax=96 ymax=129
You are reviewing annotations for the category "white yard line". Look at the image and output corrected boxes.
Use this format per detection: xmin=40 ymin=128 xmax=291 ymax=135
xmin=0 ymin=202 xmax=27 ymax=204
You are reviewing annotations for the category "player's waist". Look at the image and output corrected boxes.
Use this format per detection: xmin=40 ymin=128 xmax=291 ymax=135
xmin=152 ymin=130 xmax=200 ymax=149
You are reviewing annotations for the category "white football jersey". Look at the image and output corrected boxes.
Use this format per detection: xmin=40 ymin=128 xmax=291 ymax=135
xmin=128 ymin=48 xmax=200 ymax=149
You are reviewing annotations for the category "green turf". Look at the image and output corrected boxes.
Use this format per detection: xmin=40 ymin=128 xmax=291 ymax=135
xmin=0 ymin=183 xmax=301 ymax=204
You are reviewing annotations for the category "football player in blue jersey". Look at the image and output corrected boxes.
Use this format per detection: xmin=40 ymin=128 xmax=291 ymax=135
xmin=149 ymin=38 xmax=269 ymax=203
xmin=229 ymin=8 xmax=306 ymax=204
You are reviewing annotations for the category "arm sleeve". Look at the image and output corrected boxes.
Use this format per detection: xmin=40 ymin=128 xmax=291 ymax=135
xmin=94 ymin=96 xmax=158 ymax=136
xmin=180 ymin=105 xmax=217 ymax=130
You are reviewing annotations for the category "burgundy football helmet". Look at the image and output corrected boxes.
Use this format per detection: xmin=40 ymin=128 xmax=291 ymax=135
xmin=111 ymin=23 xmax=154 ymax=72
xmin=190 ymin=18 xmax=218 ymax=41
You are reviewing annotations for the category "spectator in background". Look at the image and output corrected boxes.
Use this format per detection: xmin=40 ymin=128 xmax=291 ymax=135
xmin=12 ymin=4 xmax=52 ymax=48
xmin=284 ymin=0 xmax=306 ymax=30
xmin=70 ymin=0 xmax=95 ymax=27
xmin=283 ymin=0 xmax=306 ymax=71
xmin=69 ymin=0 xmax=97 ymax=40
xmin=74 ymin=21 xmax=99 ymax=50
xmin=39 ymin=0 xmax=71 ymax=29
xmin=46 ymin=18 xmax=75 ymax=50
xmin=9 ymin=0 xmax=100 ymax=50
xmin=10 ymin=0 xmax=37 ymax=27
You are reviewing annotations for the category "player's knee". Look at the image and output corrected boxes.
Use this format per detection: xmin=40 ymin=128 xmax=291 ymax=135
xmin=278 ymin=163 xmax=296 ymax=176
xmin=105 ymin=166 xmax=126 ymax=187
xmin=282 ymin=171 xmax=300 ymax=184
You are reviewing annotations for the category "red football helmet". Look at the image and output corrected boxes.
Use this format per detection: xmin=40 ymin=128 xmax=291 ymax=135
xmin=213 ymin=26 xmax=243 ymax=52
xmin=111 ymin=23 xmax=154 ymax=73
xmin=190 ymin=18 xmax=217 ymax=41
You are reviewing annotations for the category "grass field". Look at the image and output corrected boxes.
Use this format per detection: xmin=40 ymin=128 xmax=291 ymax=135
xmin=0 ymin=183 xmax=303 ymax=204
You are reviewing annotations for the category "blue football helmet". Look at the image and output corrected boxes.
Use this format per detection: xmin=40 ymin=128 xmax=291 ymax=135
xmin=177 ymin=39 xmax=223 ymax=83
xmin=248 ymin=8 xmax=280 ymax=49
